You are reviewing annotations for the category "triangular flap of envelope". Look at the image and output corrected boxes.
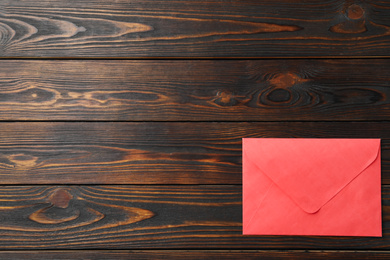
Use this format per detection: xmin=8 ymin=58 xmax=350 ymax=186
xmin=244 ymin=138 xmax=380 ymax=213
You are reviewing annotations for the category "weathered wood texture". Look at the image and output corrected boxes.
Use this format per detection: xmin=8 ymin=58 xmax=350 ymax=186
xmin=0 ymin=0 xmax=390 ymax=57
xmin=0 ymin=185 xmax=388 ymax=249
xmin=0 ymin=0 xmax=387 ymax=258
xmin=0 ymin=250 xmax=389 ymax=260
xmin=0 ymin=60 xmax=389 ymax=121
xmin=0 ymin=122 xmax=388 ymax=184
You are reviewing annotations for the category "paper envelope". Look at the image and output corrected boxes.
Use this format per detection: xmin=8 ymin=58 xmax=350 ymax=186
xmin=242 ymin=138 xmax=382 ymax=237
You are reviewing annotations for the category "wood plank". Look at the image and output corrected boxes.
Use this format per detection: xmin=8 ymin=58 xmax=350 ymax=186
xmin=0 ymin=60 xmax=389 ymax=121
xmin=0 ymin=122 xmax=388 ymax=184
xmin=0 ymin=250 xmax=389 ymax=259
xmin=0 ymin=1 xmax=390 ymax=57
xmin=0 ymin=185 xmax=387 ymax=249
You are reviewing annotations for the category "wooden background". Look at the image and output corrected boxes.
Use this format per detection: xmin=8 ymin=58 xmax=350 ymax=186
xmin=0 ymin=0 xmax=389 ymax=259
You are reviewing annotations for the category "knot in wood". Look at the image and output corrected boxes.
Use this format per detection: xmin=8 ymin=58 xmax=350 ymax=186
xmin=267 ymin=89 xmax=291 ymax=103
xmin=269 ymin=72 xmax=304 ymax=89
xmin=49 ymin=189 xmax=73 ymax=209
xmin=8 ymin=154 xmax=38 ymax=169
xmin=218 ymin=91 xmax=233 ymax=103
xmin=347 ymin=4 xmax=364 ymax=20
xmin=214 ymin=91 xmax=237 ymax=106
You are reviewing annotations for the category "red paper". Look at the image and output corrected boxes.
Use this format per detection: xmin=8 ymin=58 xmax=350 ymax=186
xmin=242 ymin=138 xmax=381 ymax=236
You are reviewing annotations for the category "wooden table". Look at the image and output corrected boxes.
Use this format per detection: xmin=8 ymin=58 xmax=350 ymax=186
xmin=0 ymin=0 xmax=389 ymax=259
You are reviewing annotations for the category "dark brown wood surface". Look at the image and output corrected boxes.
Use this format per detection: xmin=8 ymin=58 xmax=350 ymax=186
xmin=0 ymin=250 xmax=389 ymax=260
xmin=0 ymin=122 xmax=388 ymax=184
xmin=0 ymin=0 xmax=389 ymax=57
xmin=1 ymin=0 xmax=389 ymax=258
xmin=0 ymin=60 xmax=388 ymax=121
xmin=0 ymin=185 xmax=387 ymax=250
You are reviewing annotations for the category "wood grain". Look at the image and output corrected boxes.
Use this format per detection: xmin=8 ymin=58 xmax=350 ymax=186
xmin=0 ymin=185 xmax=387 ymax=249
xmin=1 ymin=0 xmax=387 ymax=257
xmin=0 ymin=1 xmax=390 ymax=57
xmin=0 ymin=60 xmax=389 ymax=121
xmin=0 ymin=122 xmax=388 ymax=184
xmin=0 ymin=250 xmax=389 ymax=260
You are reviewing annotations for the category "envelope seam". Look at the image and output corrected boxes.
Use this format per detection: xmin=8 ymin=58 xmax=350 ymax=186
xmin=310 ymin=143 xmax=381 ymax=213
xmin=247 ymin=141 xmax=381 ymax=213
xmin=245 ymin=183 xmax=274 ymax=232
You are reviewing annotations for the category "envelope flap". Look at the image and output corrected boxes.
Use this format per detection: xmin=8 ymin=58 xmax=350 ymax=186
xmin=244 ymin=138 xmax=380 ymax=213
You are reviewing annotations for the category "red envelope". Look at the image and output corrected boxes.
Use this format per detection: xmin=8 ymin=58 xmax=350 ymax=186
xmin=242 ymin=138 xmax=381 ymax=237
